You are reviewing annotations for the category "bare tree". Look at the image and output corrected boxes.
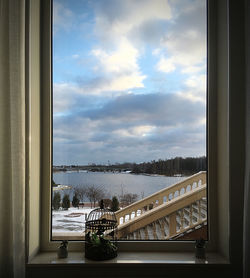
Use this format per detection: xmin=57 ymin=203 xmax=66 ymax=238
xmin=140 ymin=191 xmax=145 ymax=200
xmin=74 ymin=186 xmax=86 ymax=203
xmin=119 ymin=193 xmax=138 ymax=207
xmin=85 ymin=185 xmax=105 ymax=208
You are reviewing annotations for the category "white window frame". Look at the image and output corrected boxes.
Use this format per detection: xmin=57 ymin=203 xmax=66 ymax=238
xmin=32 ymin=0 xmax=244 ymax=263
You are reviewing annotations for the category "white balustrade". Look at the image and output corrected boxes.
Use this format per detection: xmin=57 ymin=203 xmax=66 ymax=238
xmin=117 ymin=184 xmax=207 ymax=240
xmin=116 ymin=171 xmax=206 ymax=225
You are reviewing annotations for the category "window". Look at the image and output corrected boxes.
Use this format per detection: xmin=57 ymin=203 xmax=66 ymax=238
xmin=39 ymin=0 xmax=232 ymax=254
xmin=51 ymin=0 xmax=208 ymax=243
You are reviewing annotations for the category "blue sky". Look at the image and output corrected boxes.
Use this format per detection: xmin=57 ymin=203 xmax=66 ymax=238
xmin=53 ymin=0 xmax=206 ymax=165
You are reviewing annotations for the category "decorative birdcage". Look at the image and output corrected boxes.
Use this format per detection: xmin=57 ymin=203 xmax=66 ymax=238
xmin=85 ymin=200 xmax=118 ymax=260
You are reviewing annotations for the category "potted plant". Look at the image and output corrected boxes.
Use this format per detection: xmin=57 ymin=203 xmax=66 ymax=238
xmin=195 ymin=238 xmax=206 ymax=259
xmin=57 ymin=240 xmax=68 ymax=258
xmin=85 ymin=232 xmax=117 ymax=260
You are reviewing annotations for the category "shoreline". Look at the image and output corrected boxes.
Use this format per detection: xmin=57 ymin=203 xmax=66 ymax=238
xmin=53 ymin=169 xmax=188 ymax=178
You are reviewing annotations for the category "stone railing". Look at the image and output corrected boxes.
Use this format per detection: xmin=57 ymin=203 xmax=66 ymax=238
xmin=168 ymin=196 xmax=207 ymax=239
xmin=116 ymin=184 xmax=206 ymax=239
xmin=115 ymin=171 xmax=206 ymax=225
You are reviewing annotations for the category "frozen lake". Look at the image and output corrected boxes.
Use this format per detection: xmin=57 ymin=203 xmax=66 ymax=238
xmin=53 ymin=171 xmax=186 ymax=200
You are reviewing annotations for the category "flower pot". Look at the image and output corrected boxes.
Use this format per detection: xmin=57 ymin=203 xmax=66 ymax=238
xmin=195 ymin=246 xmax=206 ymax=259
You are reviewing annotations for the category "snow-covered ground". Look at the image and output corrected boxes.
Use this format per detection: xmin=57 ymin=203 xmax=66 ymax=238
xmin=52 ymin=206 xmax=142 ymax=234
xmin=52 ymin=207 xmax=93 ymax=234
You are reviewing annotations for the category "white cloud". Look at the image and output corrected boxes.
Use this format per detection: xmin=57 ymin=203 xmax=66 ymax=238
xmin=181 ymin=65 xmax=205 ymax=74
xmin=114 ymin=125 xmax=155 ymax=138
xmin=155 ymin=0 xmax=206 ymax=74
xmin=94 ymin=0 xmax=172 ymax=43
xmin=89 ymin=37 xmax=146 ymax=94
xmin=79 ymin=74 xmax=146 ymax=95
xmin=161 ymin=29 xmax=206 ymax=68
xmin=185 ymin=74 xmax=206 ymax=90
xmin=131 ymin=125 xmax=155 ymax=137
xmin=53 ymin=83 xmax=78 ymax=113
xmin=156 ymin=57 xmax=176 ymax=73
xmin=89 ymin=0 xmax=207 ymax=95
xmin=91 ymin=38 xmax=139 ymax=74
xmin=105 ymin=74 xmax=146 ymax=92
xmin=178 ymin=74 xmax=206 ymax=103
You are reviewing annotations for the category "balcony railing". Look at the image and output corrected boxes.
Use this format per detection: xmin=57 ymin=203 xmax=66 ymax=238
xmin=115 ymin=171 xmax=206 ymax=226
xmin=117 ymin=184 xmax=207 ymax=239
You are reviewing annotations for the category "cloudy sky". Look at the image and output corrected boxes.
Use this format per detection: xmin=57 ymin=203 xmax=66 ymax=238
xmin=53 ymin=0 xmax=207 ymax=165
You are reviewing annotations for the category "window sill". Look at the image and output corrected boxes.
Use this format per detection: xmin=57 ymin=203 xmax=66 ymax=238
xmin=28 ymin=251 xmax=228 ymax=265
xmin=27 ymin=251 xmax=232 ymax=278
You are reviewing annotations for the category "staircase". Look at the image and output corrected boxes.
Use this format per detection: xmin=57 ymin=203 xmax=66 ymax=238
xmin=115 ymin=172 xmax=207 ymax=240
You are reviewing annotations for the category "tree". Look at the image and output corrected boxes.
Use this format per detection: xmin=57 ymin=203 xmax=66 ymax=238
xmin=99 ymin=198 xmax=112 ymax=208
xmin=52 ymin=179 xmax=57 ymax=187
xmin=62 ymin=194 xmax=70 ymax=210
xmin=74 ymin=186 xmax=86 ymax=203
xmin=131 ymin=164 xmax=142 ymax=174
xmin=85 ymin=185 xmax=105 ymax=208
xmin=140 ymin=191 xmax=145 ymax=200
xmin=119 ymin=193 xmax=138 ymax=207
xmin=110 ymin=196 xmax=119 ymax=212
xmin=52 ymin=192 xmax=61 ymax=210
xmin=72 ymin=193 xmax=80 ymax=208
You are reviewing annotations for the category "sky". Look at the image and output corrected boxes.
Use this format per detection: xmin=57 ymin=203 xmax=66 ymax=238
xmin=53 ymin=0 xmax=207 ymax=165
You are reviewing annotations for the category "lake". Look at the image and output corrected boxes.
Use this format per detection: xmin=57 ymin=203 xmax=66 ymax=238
xmin=53 ymin=171 xmax=186 ymax=201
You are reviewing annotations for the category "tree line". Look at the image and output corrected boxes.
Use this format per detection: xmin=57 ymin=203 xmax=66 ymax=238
xmin=53 ymin=156 xmax=206 ymax=176
xmin=131 ymin=156 xmax=206 ymax=176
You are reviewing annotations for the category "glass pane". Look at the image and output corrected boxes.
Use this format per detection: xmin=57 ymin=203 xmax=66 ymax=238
xmin=52 ymin=0 xmax=207 ymax=241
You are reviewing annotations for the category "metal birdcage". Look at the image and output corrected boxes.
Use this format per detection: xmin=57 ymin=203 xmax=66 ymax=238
xmin=85 ymin=200 xmax=118 ymax=260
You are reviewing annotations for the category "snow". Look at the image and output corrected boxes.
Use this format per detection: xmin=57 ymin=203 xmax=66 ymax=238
xmin=52 ymin=206 xmax=142 ymax=233
xmin=52 ymin=207 xmax=93 ymax=233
